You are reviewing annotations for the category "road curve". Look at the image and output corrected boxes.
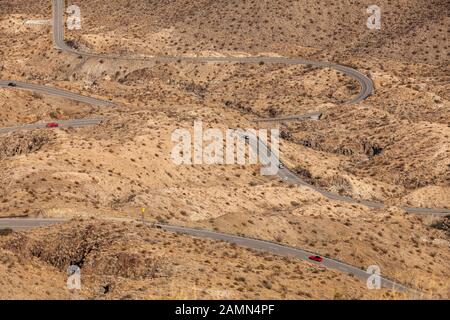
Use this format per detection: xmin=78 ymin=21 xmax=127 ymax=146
xmin=244 ymin=132 xmax=450 ymax=216
xmin=51 ymin=0 xmax=449 ymax=215
xmin=0 ymin=80 xmax=111 ymax=134
xmin=0 ymin=118 xmax=104 ymax=135
xmin=0 ymin=217 xmax=423 ymax=297
xmin=0 ymin=0 xmax=447 ymax=297
xmin=155 ymin=223 xmax=424 ymax=297
xmin=53 ymin=0 xmax=372 ymax=105
xmin=0 ymin=218 xmax=67 ymax=229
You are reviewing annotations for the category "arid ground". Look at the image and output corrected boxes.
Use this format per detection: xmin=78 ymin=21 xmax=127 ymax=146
xmin=0 ymin=0 xmax=448 ymax=299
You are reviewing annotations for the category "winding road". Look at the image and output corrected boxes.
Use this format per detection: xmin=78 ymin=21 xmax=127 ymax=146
xmin=0 ymin=218 xmax=423 ymax=297
xmin=51 ymin=0 xmax=449 ymax=216
xmin=252 ymin=111 xmax=323 ymax=123
xmin=0 ymin=0 xmax=448 ymax=296
xmin=0 ymin=118 xmax=103 ymax=135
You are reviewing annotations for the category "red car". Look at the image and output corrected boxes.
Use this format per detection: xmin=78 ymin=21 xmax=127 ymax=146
xmin=46 ymin=122 xmax=59 ymax=128
xmin=308 ymin=255 xmax=323 ymax=263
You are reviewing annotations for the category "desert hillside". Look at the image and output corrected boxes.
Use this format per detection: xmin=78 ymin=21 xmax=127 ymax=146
xmin=0 ymin=0 xmax=448 ymax=299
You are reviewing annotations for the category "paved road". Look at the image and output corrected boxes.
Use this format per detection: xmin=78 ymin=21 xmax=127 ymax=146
xmin=53 ymin=0 xmax=372 ymax=105
xmin=0 ymin=117 xmax=104 ymax=134
xmin=55 ymin=1 xmax=450 ymax=214
xmin=0 ymin=80 xmax=116 ymax=107
xmin=252 ymin=112 xmax=322 ymax=123
xmin=155 ymin=223 xmax=424 ymax=297
xmin=0 ymin=218 xmax=67 ymax=229
xmin=5 ymin=80 xmax=442 ymax=215
xmin=0 ymin=217 xmax=423 ymax=297
xmin=51 ymin=0 xmax=450 ymax=215
xmin=241 ymin=132 xmax=450 ymax=215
